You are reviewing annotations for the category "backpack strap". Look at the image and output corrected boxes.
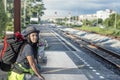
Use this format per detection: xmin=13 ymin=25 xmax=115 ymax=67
xmin=0 ymin=36 xmax=8 ymax=61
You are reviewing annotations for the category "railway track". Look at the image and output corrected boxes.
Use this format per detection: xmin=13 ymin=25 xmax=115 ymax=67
xmin=58 ymin=30 xmax=120 ymax=74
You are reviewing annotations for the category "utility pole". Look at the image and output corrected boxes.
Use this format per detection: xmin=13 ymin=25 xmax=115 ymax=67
xmin=14 ymin=0 xmax=21 ymax=33
xmin=68 ymin=12 xmax=71 ymax=22
xmin=114 ymin=12 xmax=117 ymax=29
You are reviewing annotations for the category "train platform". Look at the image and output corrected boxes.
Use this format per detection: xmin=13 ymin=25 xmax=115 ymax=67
xmin=1 ymin=49 xmax=120 ymax=80
xmin=41 ymin=51 xmax=88 ymax=80
xmin=0 ymin=51 xmax=88 ymax=80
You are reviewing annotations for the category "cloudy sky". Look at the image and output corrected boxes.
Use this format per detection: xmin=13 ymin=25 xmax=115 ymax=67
xmin=42 ymin=0 xmax=120 ymax=18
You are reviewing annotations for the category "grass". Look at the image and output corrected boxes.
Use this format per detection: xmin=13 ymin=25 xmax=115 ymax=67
xmin=72 ymin=26 xmax=119 ymax=36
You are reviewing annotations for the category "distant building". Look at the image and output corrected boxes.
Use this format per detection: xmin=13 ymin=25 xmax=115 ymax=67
xmin=30 ymin=17 xmax=39 ymax=23
xmin=43 ymin=16 xmax=65 ymax=23
xmin=78 ymin=9 xmax=116 ymax=21
xmin=96 ymin=9 xmax=116 ymax=20
xmin=78 ymin=14 xmax=97 ymax=21
xmin=42 ymin=9 xmax=116 ymax=23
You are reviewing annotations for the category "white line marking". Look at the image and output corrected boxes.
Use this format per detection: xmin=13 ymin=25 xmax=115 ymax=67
xmin=89 ymin=67 xmax=93 ymax=69
xmin=92 ymin=70 xmax=96 ymax=72
xmin=96 ymin=73 xmax=100 ymax=75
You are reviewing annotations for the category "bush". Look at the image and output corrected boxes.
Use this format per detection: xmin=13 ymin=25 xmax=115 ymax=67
xmin=113 ymin=30 xmax=120 ymax=36
xmin=5 ymin=22 xmax=13 ymax=31
xmin=6 ymin=25 xmax=14 ymax=31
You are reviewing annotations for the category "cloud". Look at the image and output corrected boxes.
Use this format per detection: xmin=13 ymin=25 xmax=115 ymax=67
xmin=42 ymin=0 xmax=120 ymax=17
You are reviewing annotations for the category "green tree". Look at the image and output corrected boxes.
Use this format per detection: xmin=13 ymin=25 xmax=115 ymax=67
xmin=0 ymin=0 xmax=8 ymax=38
xmin=116 ymin=14 xmax=120 ymax=29
xmin=83 ymin=19 xmax=91 ymax=26
xmin=24 ymin=0 xmax=45 ymax=24
xmin=104 ymin=13 xmax=120 ymax=29
xmin=103 ymin=18 xmax=110 ymax=27
xmin=98 ymin=18 xmax=103 ymax=24
xmin=117 ymin=19 xmax=120 ymax=29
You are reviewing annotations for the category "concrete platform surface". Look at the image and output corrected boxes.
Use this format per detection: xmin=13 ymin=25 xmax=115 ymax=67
xmin=42 ymin=51 xmax=88 ymax=80
xmin=43 ymin=74 xmax=88 ymax=80
xmin=43 ymin=51 xmax=77 ymax=68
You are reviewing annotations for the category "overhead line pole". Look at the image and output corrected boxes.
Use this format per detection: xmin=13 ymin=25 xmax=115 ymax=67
xmin=4 ymin=0 xmax=7 ymax=12
xmin=14 ymin=0 xmax=21 ymax=33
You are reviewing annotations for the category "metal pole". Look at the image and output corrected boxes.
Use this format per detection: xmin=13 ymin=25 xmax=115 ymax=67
xmin=14 ymin=0 xmax=21 ymax=33
xmin=4 ymin=0 xmax=7 ymax=12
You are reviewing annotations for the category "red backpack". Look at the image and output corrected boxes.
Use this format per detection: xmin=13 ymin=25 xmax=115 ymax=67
xmin=0 ymin=32 xmax=26 ymax=71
